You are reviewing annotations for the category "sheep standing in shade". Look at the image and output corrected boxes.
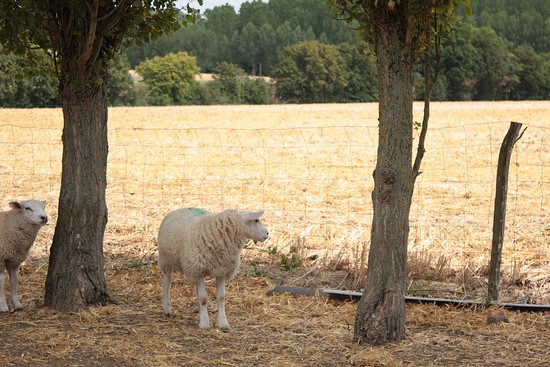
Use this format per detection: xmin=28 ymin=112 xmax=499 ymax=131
xmin=157 ymin=208 xmax=268 ymax=330
xmin=0 ymin=200 xmax=48 ymax=312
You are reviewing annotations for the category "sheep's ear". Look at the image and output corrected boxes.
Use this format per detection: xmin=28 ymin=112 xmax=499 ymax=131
xmin=40 ymin=200 xmax=46 ymax=209
xmin=9 ymin=201 xmax=22 ymax=210
xmin=240 ymin=210 xmax=264 ymax=221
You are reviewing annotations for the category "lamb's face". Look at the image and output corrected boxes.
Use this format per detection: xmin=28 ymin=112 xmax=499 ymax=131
xmin=10 ymin=200 xmax=48 ymax=226
xmin=239 ymin=210 xmax=269 ymax=243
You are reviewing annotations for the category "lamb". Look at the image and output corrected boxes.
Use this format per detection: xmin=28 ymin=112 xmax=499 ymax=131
xmin=157 ymin=207 xmax=268 ymax=330
xmin=0 ymin=200 xmax=48 ymax=312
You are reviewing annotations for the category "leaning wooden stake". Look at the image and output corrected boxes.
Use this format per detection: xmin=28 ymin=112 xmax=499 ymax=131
xmin=486 ymin=122 xmax=525 ymax=305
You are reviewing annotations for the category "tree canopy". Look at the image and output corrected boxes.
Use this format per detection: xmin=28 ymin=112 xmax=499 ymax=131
xmin=1 ymin=0 xmax=548 ymax=107
xmin=470 ymin=0 xmax=550 ymax=53
xmin=272 ymin=40 xmax=377 ymax=103
xmin=136 ymin=51 xmax=201 ymax=105
xmin=125 ymin=0 xmax=356 ymax=74
xmin=273 ymin=41 xmax=348 ymax=103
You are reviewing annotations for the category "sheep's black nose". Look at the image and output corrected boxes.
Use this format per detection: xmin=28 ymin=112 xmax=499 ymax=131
xmin=40 ymin=216 xmax=48 ymax=224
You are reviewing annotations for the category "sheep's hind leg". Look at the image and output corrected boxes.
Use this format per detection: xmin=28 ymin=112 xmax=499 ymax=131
xmin=7 ymin=264 xmax=22 ymax=310
xmin=196 ymin=277 xmax=210 ymax=329
xmin=216 ymin=276 xmax=230 ymax=330
xmin=161 ymin=267 xmax=173 ymax=315
xmin=0 ymin=271 xmax=8 ymax=312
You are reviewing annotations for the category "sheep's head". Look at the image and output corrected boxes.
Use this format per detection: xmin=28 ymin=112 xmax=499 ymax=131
xmin=239 ymin=210 xmax=269 ymax=243
xmin=10 ymin=200 xmax=48 ymax=226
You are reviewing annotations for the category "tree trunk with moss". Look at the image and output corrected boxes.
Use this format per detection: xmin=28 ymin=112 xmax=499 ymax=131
xmin=353 ymin=8 xmax=416 ymax=345
xmin=44 ymin=61 xmax=114 ymax=311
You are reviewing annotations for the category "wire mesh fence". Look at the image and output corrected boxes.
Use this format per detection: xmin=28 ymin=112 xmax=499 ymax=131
xmin=0 ymin=112 xmax=548 ymax=303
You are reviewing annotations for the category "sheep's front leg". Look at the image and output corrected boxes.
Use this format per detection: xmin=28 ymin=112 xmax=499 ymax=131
xmin=7 ymin=264 xmax=22 ymax=310
xmin=196 ymin=277 xmax=210 ymax=329
xmin=0 ymin=271 xmax=8 ymax=312
xmin=216 ymin=276 xmax=230 ymax=330
xmin=161 ymin=267 xmax=173 ymax=315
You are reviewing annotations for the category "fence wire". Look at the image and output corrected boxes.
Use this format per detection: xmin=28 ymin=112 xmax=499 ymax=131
xmin=0 ymin=120 xmax=548 ymax=301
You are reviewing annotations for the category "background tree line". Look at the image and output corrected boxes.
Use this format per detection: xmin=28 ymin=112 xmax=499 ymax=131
xmin=1 ymin=0 xmax=548 ymax=107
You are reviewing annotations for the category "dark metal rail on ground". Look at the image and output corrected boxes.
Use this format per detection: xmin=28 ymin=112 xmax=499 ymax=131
xmin=267 ymin=285 xmax=550 ymax=312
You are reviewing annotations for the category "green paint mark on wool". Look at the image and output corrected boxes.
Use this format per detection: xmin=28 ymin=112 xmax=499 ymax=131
xmin=188 ymin=208 xmax=209 ymax=216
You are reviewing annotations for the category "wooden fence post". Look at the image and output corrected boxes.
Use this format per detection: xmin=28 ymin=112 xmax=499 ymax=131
xmin=486 ymin=122 xmax=524 ymax=305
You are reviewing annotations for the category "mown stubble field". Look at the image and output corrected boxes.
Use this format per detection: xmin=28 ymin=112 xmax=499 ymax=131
xmin=0 ymin=101 xmax=549 ymax=366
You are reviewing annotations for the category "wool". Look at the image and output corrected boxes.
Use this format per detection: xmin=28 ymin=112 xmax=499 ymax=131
xmin=0 ymin=200 xmax=48 ymax=312
xmin=157 ymin=207 xmax=268 ymax=329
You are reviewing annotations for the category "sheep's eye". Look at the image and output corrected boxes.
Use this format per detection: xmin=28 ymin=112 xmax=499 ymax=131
xmin=25 ymin=207 xmax=33 ymax=212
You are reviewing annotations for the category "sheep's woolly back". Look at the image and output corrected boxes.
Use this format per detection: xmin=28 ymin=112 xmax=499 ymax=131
xmin=158 ymin=208 xmax=248 ymax=283
xmin=0 ymin=201 xmax=47 ymax=271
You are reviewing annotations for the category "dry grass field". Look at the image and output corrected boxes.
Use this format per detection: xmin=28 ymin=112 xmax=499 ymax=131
xmin=0 ymin=101 xmax=549 ymax=366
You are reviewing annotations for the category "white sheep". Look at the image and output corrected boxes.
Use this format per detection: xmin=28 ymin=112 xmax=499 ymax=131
xmin=0 ymin=200 xmax=48 ymax=312
xmin=157 ymin=207 xmax=268 ymax=330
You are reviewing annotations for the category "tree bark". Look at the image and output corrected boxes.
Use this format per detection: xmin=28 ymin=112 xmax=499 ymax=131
xmin=354 ymin=13 xmax=415 ymax=345
xmin=486 ymin=122 xmax=523 ymax=305
xmin=44 ymin=66 xmax=114 ymax=311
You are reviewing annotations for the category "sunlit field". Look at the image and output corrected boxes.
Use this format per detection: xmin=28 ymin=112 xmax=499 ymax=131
xmin=0 ymin=101 xmax=549 ymax=304
xmin=1 ymin=101 xmax=549 ymax=367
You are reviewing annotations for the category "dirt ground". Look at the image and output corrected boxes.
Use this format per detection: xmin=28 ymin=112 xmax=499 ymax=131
xmin=0 ymin=252 xmax=548 ymax=367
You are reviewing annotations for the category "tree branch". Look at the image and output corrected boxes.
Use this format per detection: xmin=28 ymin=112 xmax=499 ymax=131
xmin=78 ymin=0 xmax=99 ymax=69
xmin=89 ymin=2 xmax=134 ymax=65
xmin=44 ymin=0 xmax=61 ymax=50
xmin=413 ymin=12 xmax=442 ymax=179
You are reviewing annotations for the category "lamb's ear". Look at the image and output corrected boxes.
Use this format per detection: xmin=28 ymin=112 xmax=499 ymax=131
xmin=240 ymin=210 xmax=264 ymax=221
xmin=40 ymin=200 xmax=46 ymax=209
xmin=9 ymin=201 xmax=22 ymax=210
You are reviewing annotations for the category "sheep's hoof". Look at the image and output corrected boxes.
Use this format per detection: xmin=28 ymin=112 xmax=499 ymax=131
xmin=217 ymin=321 xmax=230 ymax=331
xmin=198 ymin=322 xmax=210 ymax=329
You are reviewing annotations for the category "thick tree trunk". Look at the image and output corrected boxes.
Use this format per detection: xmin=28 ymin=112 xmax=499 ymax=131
xmin=354 ymin=16 xmax=415 ymax=345
xmin=44 ymin=69 xmax=114 ymax=311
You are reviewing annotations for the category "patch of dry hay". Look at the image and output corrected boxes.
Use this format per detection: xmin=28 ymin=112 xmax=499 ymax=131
xmin=0 ymin=261 xmax=548 ymax=367
xmin=1 ymin=102 xmax=549 ymax=305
